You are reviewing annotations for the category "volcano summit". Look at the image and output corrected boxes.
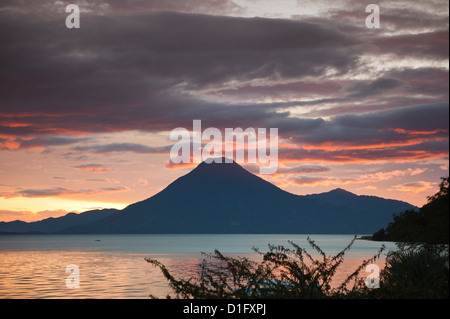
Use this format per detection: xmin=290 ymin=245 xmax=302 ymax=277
xmin=51 ymin=158 xmax=416 ymax=234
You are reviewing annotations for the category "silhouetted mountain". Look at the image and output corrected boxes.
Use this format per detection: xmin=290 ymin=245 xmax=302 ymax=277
xmin=305 ymin=188 xmax=418 ymax=229
xmin=58 ymin=158 xmax=417 ymax=234
xmin=0 ymin=209 xmax=119 ymax=234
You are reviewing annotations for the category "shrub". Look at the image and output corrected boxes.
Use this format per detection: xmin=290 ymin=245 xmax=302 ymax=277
xmin=375 ymin=249 xmax=449 ymax=299
xmin=378 ymin=176 xmax=449 ymax=253
xmin=145 ymin=236 xmax=385 ymax=299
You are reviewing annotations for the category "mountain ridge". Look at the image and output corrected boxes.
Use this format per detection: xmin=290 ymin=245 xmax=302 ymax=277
xmin=0 ymin=209 xmax=119 ymax=234
xmin=0 ymin=160 xmax=418 ymax=234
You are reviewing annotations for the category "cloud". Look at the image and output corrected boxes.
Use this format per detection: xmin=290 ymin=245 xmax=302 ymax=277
xmin=65 ymin=100 xmax=448 ymax=165
xmin=346 ymin=78 xmax=405 ymax=99
xmin=290 ymin=66 xmax=448 ymax=118
xmin=138 ymin=178 xmax=148 ymax=186
xmin=372 ymin=3 xmax=449 ymax=33
xmin=0 ymin=6 xmax=446 ymax=152
xmin=372 ymin=30 xmax=449 ymax=59
xmin=390 ymin=181 xmax=435 ymax=193
xmin=243 ymin=163 xmax=330 ymax=175
xmin=0 ymin=0 xmax=448 ymax=206
xmin=0 ymin=0 xmax=243 ymax=16
xmin=0 ymin=10 xmax=359 ymax=133
xmin=278 ymin=167 xmax=432 ymax=188
xmin=285 ymin=175 xmax=362 ymax=187
xmin=73 ymin=164 xmax=113 ymax=172
xmin=288 ymin=176 xmax=329 ymax=186
xmin=357 ymin=168 xmax=428 ymax=182
xmin=334 ymin=102 xmax=448 ymax=135
xmin=0 ymin=135 xmax=89 ymax=150
xmin=290 ymin=102 xmax=449 ymax=148
xmin=278 ymin=141 xmax=448 ymax=163
xmin=208 ymin=81 xmax=343 ymax=101
xmin=0 ymin=186 xmax=128 ymax=199
xmin=165 ymin=160 xmax=196 ymax=170
xmin=358 ymin=185 xmax=377 ymax=191
xmin=72 ymin=143 xmax=172 ymax=154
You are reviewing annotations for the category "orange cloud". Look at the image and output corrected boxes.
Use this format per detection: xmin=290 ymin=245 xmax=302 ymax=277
xmin=73 ymin=164 xmax=113 ymax=172
xmin=270 ymin=167 xmax=430 ymax=189
xmin=277 ymin=176 xmax=364 ymax=187
xmin=390 ymin=181 xmax=435 ymax=193
xmin=359 ymin=168 xmax=427 ymax=181
xmin=165 ymin=159 xmax=197 ymax=170
xmin=278 ymin=142 xmax=448 ymax=164
xmin=392 ymin=128 xmax=447 ymax=136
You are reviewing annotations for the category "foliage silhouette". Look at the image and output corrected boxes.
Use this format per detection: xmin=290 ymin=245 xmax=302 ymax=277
xmin=146 ymin=178 xmax=449 ymax=299
xmin=145 ymin=236 xmax=385 ymax=299
xmin=372 ymin=176 xmax=449 ymax=253
xmin=376 ymin=249 xmax=449 ymax=298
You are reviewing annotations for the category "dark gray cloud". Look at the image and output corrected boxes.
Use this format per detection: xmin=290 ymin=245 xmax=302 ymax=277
xmin=379 ymin=9 xmax=448 ymax=33
xmin=0 ymin=135 xmax=89 ymax=150
xmin=19 ymin=136 xmax=89 ymax=148
xmin=0 ymin=2 xmax=447 ymax=163
xmin=0 ymin=10 xmax=359 ymax=97
xmin=325 ymin=1 xmax=448 ymax=34
xmin=0 ymin=8 xmax=362 ymax=142
xmin=104 ymin=0 xmax=243 ymax=14
xmin=372 ymin=30 xmax=449 ymax=59
xmin=333 ymin=102 xmax=449 ymax=133
xmin=346 ymin=78 xmax=405 ymax=99
xmin=0 ymin=0 xmax=243 ymax=15
xmin=0 ymin=186 xmax=128 ymax=199
xmin=73 ymin=143 xmax=172 ymax=154
xmin=290 ymin=102 xmax=449 ymax=146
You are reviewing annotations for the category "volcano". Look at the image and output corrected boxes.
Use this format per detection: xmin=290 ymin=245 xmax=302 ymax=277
xmin=57 ymin=158 xmax=416 ymax=234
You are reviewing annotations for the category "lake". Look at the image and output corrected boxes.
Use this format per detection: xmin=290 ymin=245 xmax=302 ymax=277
xmin=0 ymin=234 xmax=396 ymax=299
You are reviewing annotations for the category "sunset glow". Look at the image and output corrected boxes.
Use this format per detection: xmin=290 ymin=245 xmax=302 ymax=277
xmin=0 ymin=0 xmax=448 ymax=222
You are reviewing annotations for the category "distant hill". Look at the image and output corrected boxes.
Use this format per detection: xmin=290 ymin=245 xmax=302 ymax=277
xmin=0 ymin=209 xmax=119 ymax=234
xmin=55 ymin=158 xmax=417 ymax=234
xmin=304 ymin=188 xmax=418 ymax=233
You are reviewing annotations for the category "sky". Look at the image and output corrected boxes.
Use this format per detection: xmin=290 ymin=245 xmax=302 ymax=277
xmin=0 ymin=0 xmax=448 ymax=222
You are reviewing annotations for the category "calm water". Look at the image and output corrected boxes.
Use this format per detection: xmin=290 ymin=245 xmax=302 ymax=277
xmin=0 ymin=234 xmax=396 ymax=299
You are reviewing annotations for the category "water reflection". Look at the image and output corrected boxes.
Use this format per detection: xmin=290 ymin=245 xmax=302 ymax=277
xmin=0 ymin=234 xmax=394 ymax=298
xmin=0 ymin=251 xmax=202 ymax=298
xmin=0 ymin=252 xmax=388 ymax=298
